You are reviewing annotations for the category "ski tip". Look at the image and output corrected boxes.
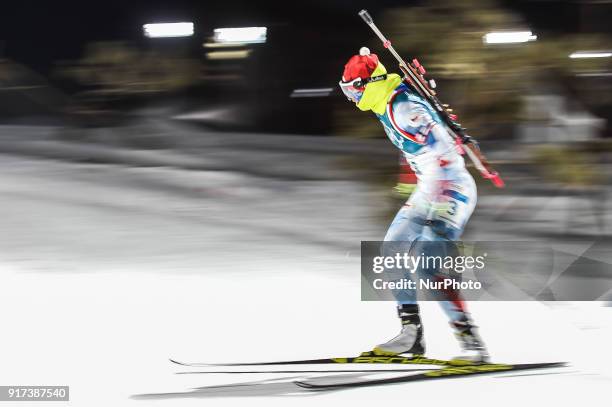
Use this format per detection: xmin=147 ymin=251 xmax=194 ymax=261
xmin=294 ymin=381 xmax=321 ymax=389
xmin=169 ymin=358 xmax=242 ymax=367
xmin=169 ymin=358 xmax=191 ymax=366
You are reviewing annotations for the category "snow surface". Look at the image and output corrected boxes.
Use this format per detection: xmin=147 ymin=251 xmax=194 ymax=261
xmin=0 ymin=154 xmax=610 ymax=407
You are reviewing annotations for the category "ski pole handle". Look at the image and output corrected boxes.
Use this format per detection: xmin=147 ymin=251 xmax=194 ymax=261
xmin=358 ymin=9 xmax=373 ymax=24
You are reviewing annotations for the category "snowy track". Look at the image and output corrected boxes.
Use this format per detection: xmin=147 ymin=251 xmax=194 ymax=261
xmin=0 ymin=153 xmax=610 ymax=406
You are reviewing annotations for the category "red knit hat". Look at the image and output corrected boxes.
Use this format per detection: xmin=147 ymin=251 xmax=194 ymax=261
xmin=341 ymin=47 xmax=380 ymax=83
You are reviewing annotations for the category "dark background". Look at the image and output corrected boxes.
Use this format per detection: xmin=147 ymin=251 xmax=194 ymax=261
xmin=3 ymin=1 xmax=611 ymax=72
xmin=1 ymin=0 xmax=611 ymax=134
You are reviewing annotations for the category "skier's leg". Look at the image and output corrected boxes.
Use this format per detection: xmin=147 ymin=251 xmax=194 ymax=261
xmin=382 ymin=196 xmax=425 ymax=305
xmin=418 ymin=226 xmax=470 ymax=324
xmin=371 ymin=193 xmax=427 ymax=356
xmin=419 ymin=175 xmax=489 ymax=362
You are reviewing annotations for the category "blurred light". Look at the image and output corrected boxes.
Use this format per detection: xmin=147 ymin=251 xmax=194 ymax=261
xmin=203 ymin=42 xmax=244 ymax=48
xmin=290 ymin=88 xmax=333 ymax=98
xmin=483 ymin=31 xmax=537 ymax=44
xmin=213 ymin=27 xmax=267 ymax=44
xmin=143 ymin=22 xmax=194 ymax=38
xmin=174 ymin=108 xmax=234 ymax=121
xmin=206 ymin=50 xmax=251 ymax=60
xmin=569 ymin=51 xmax=612 ymax=59
xmin=576 ymin=72 xmax=612 ymax=77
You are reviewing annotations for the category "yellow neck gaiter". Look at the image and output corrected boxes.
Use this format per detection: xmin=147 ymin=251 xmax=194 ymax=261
xmin=356 ymin=63 xmax=402 ymax=115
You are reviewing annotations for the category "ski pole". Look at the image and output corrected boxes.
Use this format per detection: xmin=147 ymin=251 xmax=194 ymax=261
xmin=358 ymin=10 xmax=504 ymax=188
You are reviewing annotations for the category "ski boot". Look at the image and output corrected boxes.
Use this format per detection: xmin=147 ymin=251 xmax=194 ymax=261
xmin=450 ymin=315 xmax=489 ymax=365
xmin=369 ymin=304 xmax=425 ymax=356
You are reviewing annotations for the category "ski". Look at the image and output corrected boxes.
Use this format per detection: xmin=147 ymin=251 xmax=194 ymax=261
xmin=295 ymin=361 xmax=566 ymax=390
xmin=175 ymin=367 xmax=439 ymax=374
xmin=170 ymin=354 xmax=481 ymax=368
